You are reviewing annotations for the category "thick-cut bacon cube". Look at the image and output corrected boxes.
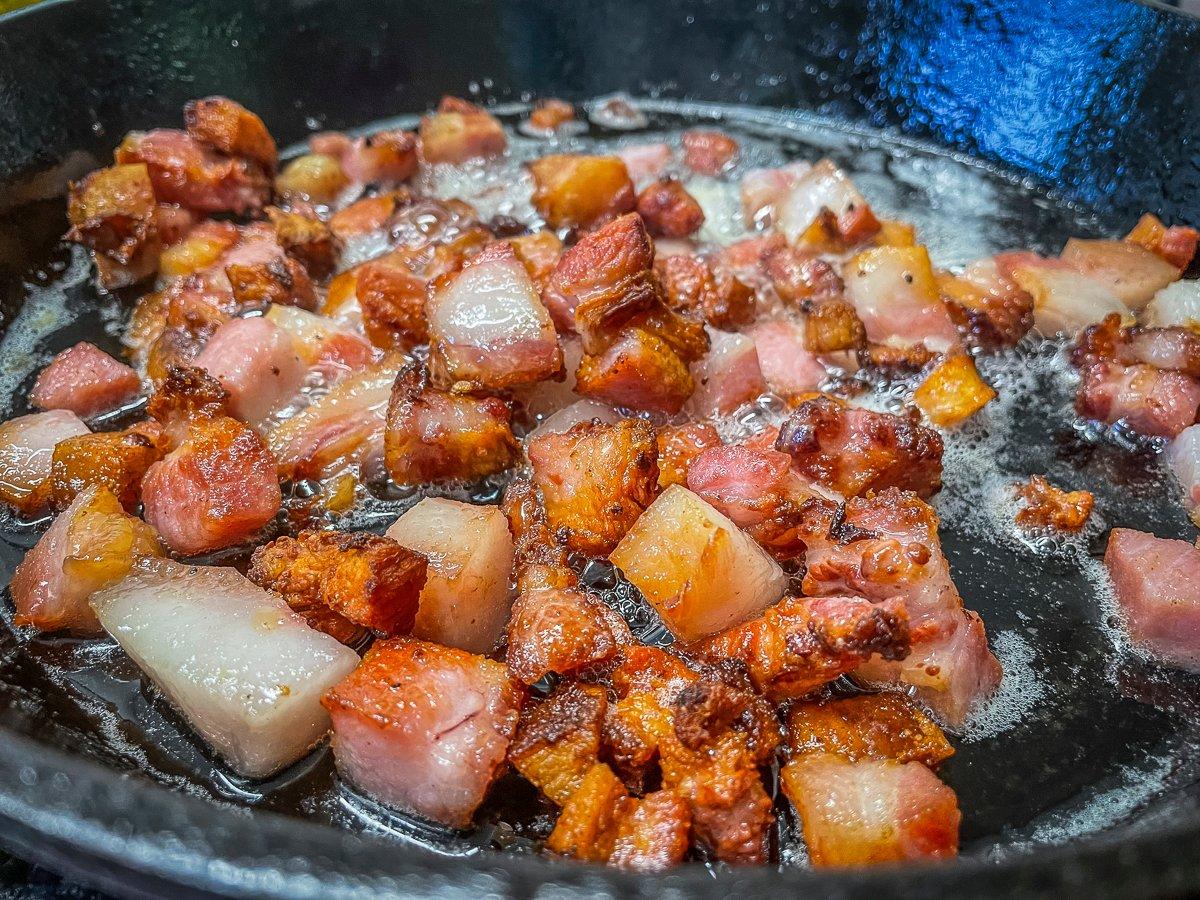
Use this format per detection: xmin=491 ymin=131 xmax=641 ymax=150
xmin=1168 ymin=425 xmax=1200 ymax=524
xmin=912 ymin=353 xmax=997 ymax=427
xmin=225 ymin=254 xmax=316 ymax=311
xmin=744 ymin=318 xmax=829 ymax=398
xmin=115 ymin=129 xmax=269 ymax=214
xmin=528 ymin=418 xmax=658 ymax=556
xmin=656 ymin=422 xmax=722 ymax=489
xmin=0 ymin=410 xmax=90 ymax=512
xmin=1060 ymin=238 xmax=1181 ymax=311
xmin=66 ymin=164 xmax=161 ymax=288
xmin=1105 ymin=528 xmax=1200 ymax=671
xmin=686 ymin=329 xmax=766 ymax=418
xmin=324 ymin=638 xmax=523 ymax=827
xmin=183 ymin=96 xmax=277 ymax=170
xmin=546 ymin=762 xmax=630 ymax=862
xmin=1126 ymin=212 xmax=1199 ymax=270
xmin=385 ymin=498 xmax=515 ymax=654
xmin=739 ymin=161 xmax=812 ymax=228
xmin=998 ymin=252 xmax=1126 ymax=335
xmin=764 ymin=244 xmax=845 ymax=306
xmin=10 ymin=485 xmax=162 ymax=634
xmin=804 ymin=299 xmax=867 ymax=353
xmin=34 ymin=422 xmax=166 ymax=512
xmin=938 ymin=257 xmax=1034 ymax=349
xmin=30 ymin=342 xmax=141 ymax=420
xmin=141 ymin=415 xmax=282 ymax=556
xmin=248 ymin=529 xmax=427 ymax=639
xmin=681 ymin=129 xmax=739 ymax=176
xmin=156 ymin=220 xmax=240 ymax=280
xmin=776 ymin=395 xmax=944 ymax=498
xmin=1142 ymin=280 xmax=1200 ymax=331
xmin=325 ymin=129 xmax=418 ymax=186
xmin=274 ymin=153 xmax=349 ymax=204
xmin=785 ymin=692 xmax=953 ymax=766
xmin=693 ymin=594 xmax=910 ymax=700
xmin=349 ymin=255 xmax=430 ymax=349
xmin=635 ymin=178 xmax=705 ymax=238
xmin=615 ymin=142 xmax=673 ymax=185
xmin=844 ymin=246 xmax=961 ymax=353
xmin=419 ymin=96 xmax=507 ymax=164
xmin=1075 ymin=360 xmax=1200 ymax=438
xmin=610 ymin=485 xmax=787 ymax=641
xmin=575 ymin=328 xmax=695 ymax=415
xmin=263 ymin=304 xmax=377 ymax=377
xmin=778 ymin=159 xmax=880 ymax=247
xmin=607 ymin=789 xmax=691 ymax=872
xmin=383 ymin=365 xmax=519 ymax=486
xmin=265 ymin=206 xmax=339 ymax=279
xmin=655 ymin=254 xmax=755 ymax=331
xmin=530 ymin=154 xmax=636 ymax=230
xmin=427 ymin=244 xmax=563 ymax=390
xmin=505 ymin=586 xmax=630 ymax=684
xmin=192 ymin=316 xmax=306 ymax=424
xmin=509 ymin=682 xmax=608 ymax=805
xmin=781 ymin=753 xmax=960 ymax=867
xmin=1014 ymin=475 xmax=1095 ymax=532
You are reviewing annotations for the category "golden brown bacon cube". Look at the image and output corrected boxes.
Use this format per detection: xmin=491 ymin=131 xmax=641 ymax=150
xmin=546 ymin=762 xmax=631 ymax=862
xmin=575 ymin=328 xmax=695 ymax=415
xmin=140 ymin=287 xmax=232 ymax=382
xmin=383 ymin=364 xmax=519 ymax=486
xmin=67 ymin=164 xmax=161 ymax=289
xmin=938 ymin=259 xmax=1034 ymax=349
xmin=775 ymin=395 xmax=944 ymax=499
xmin=183 ymin=96 xmax=278 ymax=171
xmin=265 ymin=207 xmax=339 ymax=280
xmin=145 ymin=364 xmax=230 ymax=431
xmin=635 ymin=177 xmax=705 ymax=238
xmin=656 ymin=422 xmax=722 ymax=489
xmin=763 ymin=243 xmax=845 ymax=307
xmin=419 ymin=96 xmax=507 ymax=164
xmin=804 ymin=299 xmax=867 ymax=353
xmin=529 ymin=154 xmax=636 ymax=230
xmin=528 ymin=418 xmax=658 ymax=556
xmin=509 ymin=682 xmax=608 ymax=805
xmin=116 ymin=129 xmax=270 ymax=215
xmin=500 ymin=475 xmax=576 ymax=594
xmin=607 ymin=789 xmax=692 ymax=872
xmin=225 ymin=254 xmax=316 ymax=311
xmin=354 ymin=254 xmax=430 ymax=349
xmin=681 ymin=129 xmax=740 ymax=176
xmin=248 ymin=529 xmax=428 ymax=639
xmin=504 ymin=586 xmax=631 ymax=684
xmin=785 ymin=692 xmax=954 ymax=768
xmin=1126 ymin=212 xmax=1199 ymax=270
xmin=1014 ymin=475 xmax=1095 ymax=532
xmin=654 ymin=254 xmax=755 ymax=331
xmin=33 ymin=422 xmax=167 ymax=512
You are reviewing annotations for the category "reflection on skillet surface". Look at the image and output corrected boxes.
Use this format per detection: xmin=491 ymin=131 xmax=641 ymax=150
xmin=0 ymin=98 xmax=1198 ymax=873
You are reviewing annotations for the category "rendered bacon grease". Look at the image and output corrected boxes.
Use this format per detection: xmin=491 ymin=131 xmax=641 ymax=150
xmin=3 ymin=93 xmax=1200 ymax=871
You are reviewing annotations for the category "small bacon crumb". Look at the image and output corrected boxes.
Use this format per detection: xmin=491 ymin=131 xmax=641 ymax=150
xmin=1014 ymin=475 xmax=1094 ymax=532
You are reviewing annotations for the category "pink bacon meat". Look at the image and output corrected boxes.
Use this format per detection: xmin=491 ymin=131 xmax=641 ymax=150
xmin=30 ymin=342 xmax=141 ymax=420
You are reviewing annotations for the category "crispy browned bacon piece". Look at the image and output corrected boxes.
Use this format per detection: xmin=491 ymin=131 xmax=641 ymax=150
xmin=265 ymin=207 xmax=339 ymax=280
xmin=763 ymin=243 xmax=845 ymax=307
xmin=655 ymin=421 xmax=722 ymax=488
xmin=183 ymin=96 xmax=277 ymax=171
xmin=635 ymin=177 xmax=705 ymax=238
xmin=66 ymin=164 xmax=161 ymax=289
xmin=30 ymin=422 xmax=167 ymax=512
xmin=1125 ymin=212 xmax=1199 ymax=270
xmin=575 ymin=328 xmax=696 ymax=415
xmin=654 ymin=254 xmax=756 ymax=331
xmin=505 ymin=586 xmax=632 ymax=685
xmin=1014 ymin=475 xmax=1095 ymax=532
xmin=529 ymin=154 xmax=636 ymax=230
xmin=784 ymin=692 xmax=954 ymax=767
xmin=419 ymin=96 xmax=507 ymax=164
xmin=509 ymin=682 xmax=609 ymax=805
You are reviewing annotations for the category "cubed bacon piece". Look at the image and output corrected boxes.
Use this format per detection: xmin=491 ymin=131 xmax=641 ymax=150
xmin=526 ymin=398 xmax=620 ymax=443
xmin=0 ymin=410 xmax=90 ymax=512
xmin=1075 ymin=360 xmax=1200 ymax=438
xmin=546 ymin=762 xmax=631 ymax=862
xmin=998 ymin=251 xmax=1126 ymax=335
xmin=1143 ymin=280 xmax=1200 ymax=331
xmin=778 ymin=159 xmax=880 ymax=247
xmin=1105 ymin=528 xmax=1200 ymax=671
xmin=776 ymin=395 xmax=944 ymax=498
xmin=781 ymin=753 xmax=960 ymax=867
xmin=156 ymin=219 xmax=241 ymax=280
xmin=268 ymin=358 xmax=397 ymax=481
xmin=844 ymin=246 xmax=961 ymax=353
xmin=324 ymin=638 xmax=523 ymax=827
xmin=681 ymin=129 xmax=739 ymax=176
xmin=763 ymin=244 xmax=845 ymax=306
xmin=328 ymin=192 xmax=404 ymax=242
xmin=509 ymin=682 xmax=608 ymax=805
xmin=66 ymin=164 xmax=161 ymax=288
xmin=183 ymin=96 xmax=277 ymax=170
xmin=744 ymin=318 xmax=830 ymax=398
xmin=145 ymin=364 xmax=230 ymax=436
xmin=508 ymin=229 xmax=564 ymax=287
xmin=501 ymin=475 xmax=577 ymax=595
xmin=192 ymin=316 xmax=306 ymax=424
xmin=344 ymin=254 xmax=430 ymax=349
xmin=385 ymin=498 xmax=515 ymax=654
xmin=615 ymin=142 xmax=673 ymax=185
xmin=265 ymin=207 xmax=339 ymax=280
xmin=115 ymin=129 xmax=269 ymax=214
xmin=94 ymin=559 xmax=360 ymax=778
xmin=263 ymin=304 xmax=377 ymax=378
xmin=656 ymin=422 xmax=722 ymax=489
xmin=528 ymin=418 xmax=658 ymax=556
xmin=635 ymin=177 xmax=705 ymax=238
xmin=10 ymin=485 xmax=162 ymax=634
xmin=610 ymin=485 xmax=787 ymax=641
xmin=1126 ymin=212 xmax=1199 ymax=270
xmin=30 ymin=342 xmax=141 ymax=420
xmin=804 ymin=299 xmax=867 ymax=354
xmin=248 ymin=529 xmax=427 ymax=639
xmin=526 ymin=98 xmax=576 ymax=133
xmin=419 ymin=96 xmax=507 ymax=164
xmin=136 ymin=288 xmax=231 ymax=382
xmin=33 ymin=422 xmax=166 ymax=512
xmin=575 ymin=327 xmax=695 ymax=415
xmin=225 ymin=253 xmax=317 ymax=311
xmin=383 ymin=364 xmax=519 ymax=486
xmin=912 ymin=353 xmax=997 ymax=427
xmin=274 ymin=153 xmax=349 ymax=205
xmin=427 ymin=244 xmax=563 ymax=390
xmin=1060 ymin=238 xmax=1181 ymax=311
xmin=1168 ymin=425 xmax=1200 ymax=525
xmin=530 ymin=154 xmax=637 ymax=231
xmin=686 ymin=445 xmax=814 ymax=559
xmin=607 ymin=789 xmax=691 ymax=872
xmin=938 ymin=256 xmax=1035 ymax=349
xmin=1014 ymin=475 xmax=1095 ymax=532
xmin=739 ymin=161 xmax=812 ymax=228
xmin=799 ymin=490 xmax=1002 ymax=726
xmin=655 ymin=254 xmax=756 ymax=330
xmin=692 ymin=594 xmax=910 ymax=701
xmin=785 ymin=692 xmax=953 ymax=767
xmin=329 ymin=129 xmax=418 ymax=186
xmin=505 ymin=586 xmax=631 ymax=684
xmin=686 ymin=329 xmax=766 ymax=418
xmin=141 ymin=415 xmax=282 ymax=556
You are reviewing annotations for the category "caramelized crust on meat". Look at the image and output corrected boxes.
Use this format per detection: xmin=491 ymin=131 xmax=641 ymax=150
xmin=656 ymin=422 xmax=722 ymax=488
xmin=500 ymin=475 xmax=576 ymax=593
xmin=938 ymin=268 xmax=1033 ymax=349
xmin=183 ymin=96 xmax=278 ymax=170
xmin=31 ymin=422 xmax=167 ymax=512
xmin=355 ymin=255 xmax=430 ymax=348
xmin=776 ymin=395 xmax=944 ymax=498
xmin=66 ymin=164 xmax=161 ymax=289
xmin=266 ymin=207 xmax=339 ymax=279
xmin=505 ymin=586 xmax=631 ymax=684
xmin=141 ymin=288 xmax=232 ymax=381
xmin=146 ymin=365 xmax=229 ymax=430
xmin=116 ymin=129 xmax=270 ymax=214
xmin=1014 ymin=475 xmax=1094 ymax=532
xmin=635 ymin=178 xmax=705 ymax=238
xmin=509 ymin=682 xmax=608 ymax=805
xmin=785 ymin=692 xmax=954 ymax=767
xmin=858 ymin=342 xmax=938 ymax=373
xmin=575 ymin=328 xmax=695 ymax=415
xmin=764 ymin=245 xmax=845 ymax=307
xmin=607 ymin=789 xmax=692 ymax=872
xmin=383 ymin=364 xmax=519 ymax=486
xmin=1126 ymin=212 xmax=1199 ymax=270
xmin=225 ymin=255 xmax=315 ymax=310
xmin=529 ymin=155 xmax=636 ymax=231
xmin=248 ymin=529 xmax=427 ymax=639
xmin=912 ymin=353 xmax=997 ymax=427
xmin=655 ymin=254 xmax=755 ymax=331
xmin=546 ymin=762 xmax=631 ymax=862
xmin=805 ymin=299 xmax=867 ymax=353
xmin=691 ymin=595 xmax=911 ymax=701
xmin=528 ymin=418 xmax=659 ymax=556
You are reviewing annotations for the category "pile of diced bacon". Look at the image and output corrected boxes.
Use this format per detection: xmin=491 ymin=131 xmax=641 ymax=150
xmin=5 ymin=93 xmax=1200 ymax=872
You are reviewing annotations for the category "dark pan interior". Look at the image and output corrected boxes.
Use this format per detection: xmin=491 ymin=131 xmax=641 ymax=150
xmin=2 ymin=1 xmax=1200 ymax=897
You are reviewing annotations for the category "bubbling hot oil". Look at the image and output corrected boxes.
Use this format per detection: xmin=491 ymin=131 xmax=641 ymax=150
xmin=0 ymin=99 xmax=1197 ymax=866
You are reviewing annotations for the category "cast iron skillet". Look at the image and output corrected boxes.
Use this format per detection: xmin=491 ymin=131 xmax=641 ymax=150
xmin=2 ymin=0 xmax=1200 ymax=896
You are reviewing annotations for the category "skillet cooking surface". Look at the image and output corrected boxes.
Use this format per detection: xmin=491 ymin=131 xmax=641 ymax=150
xmin=2 ymin=0 xmax=1200 ymax=895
